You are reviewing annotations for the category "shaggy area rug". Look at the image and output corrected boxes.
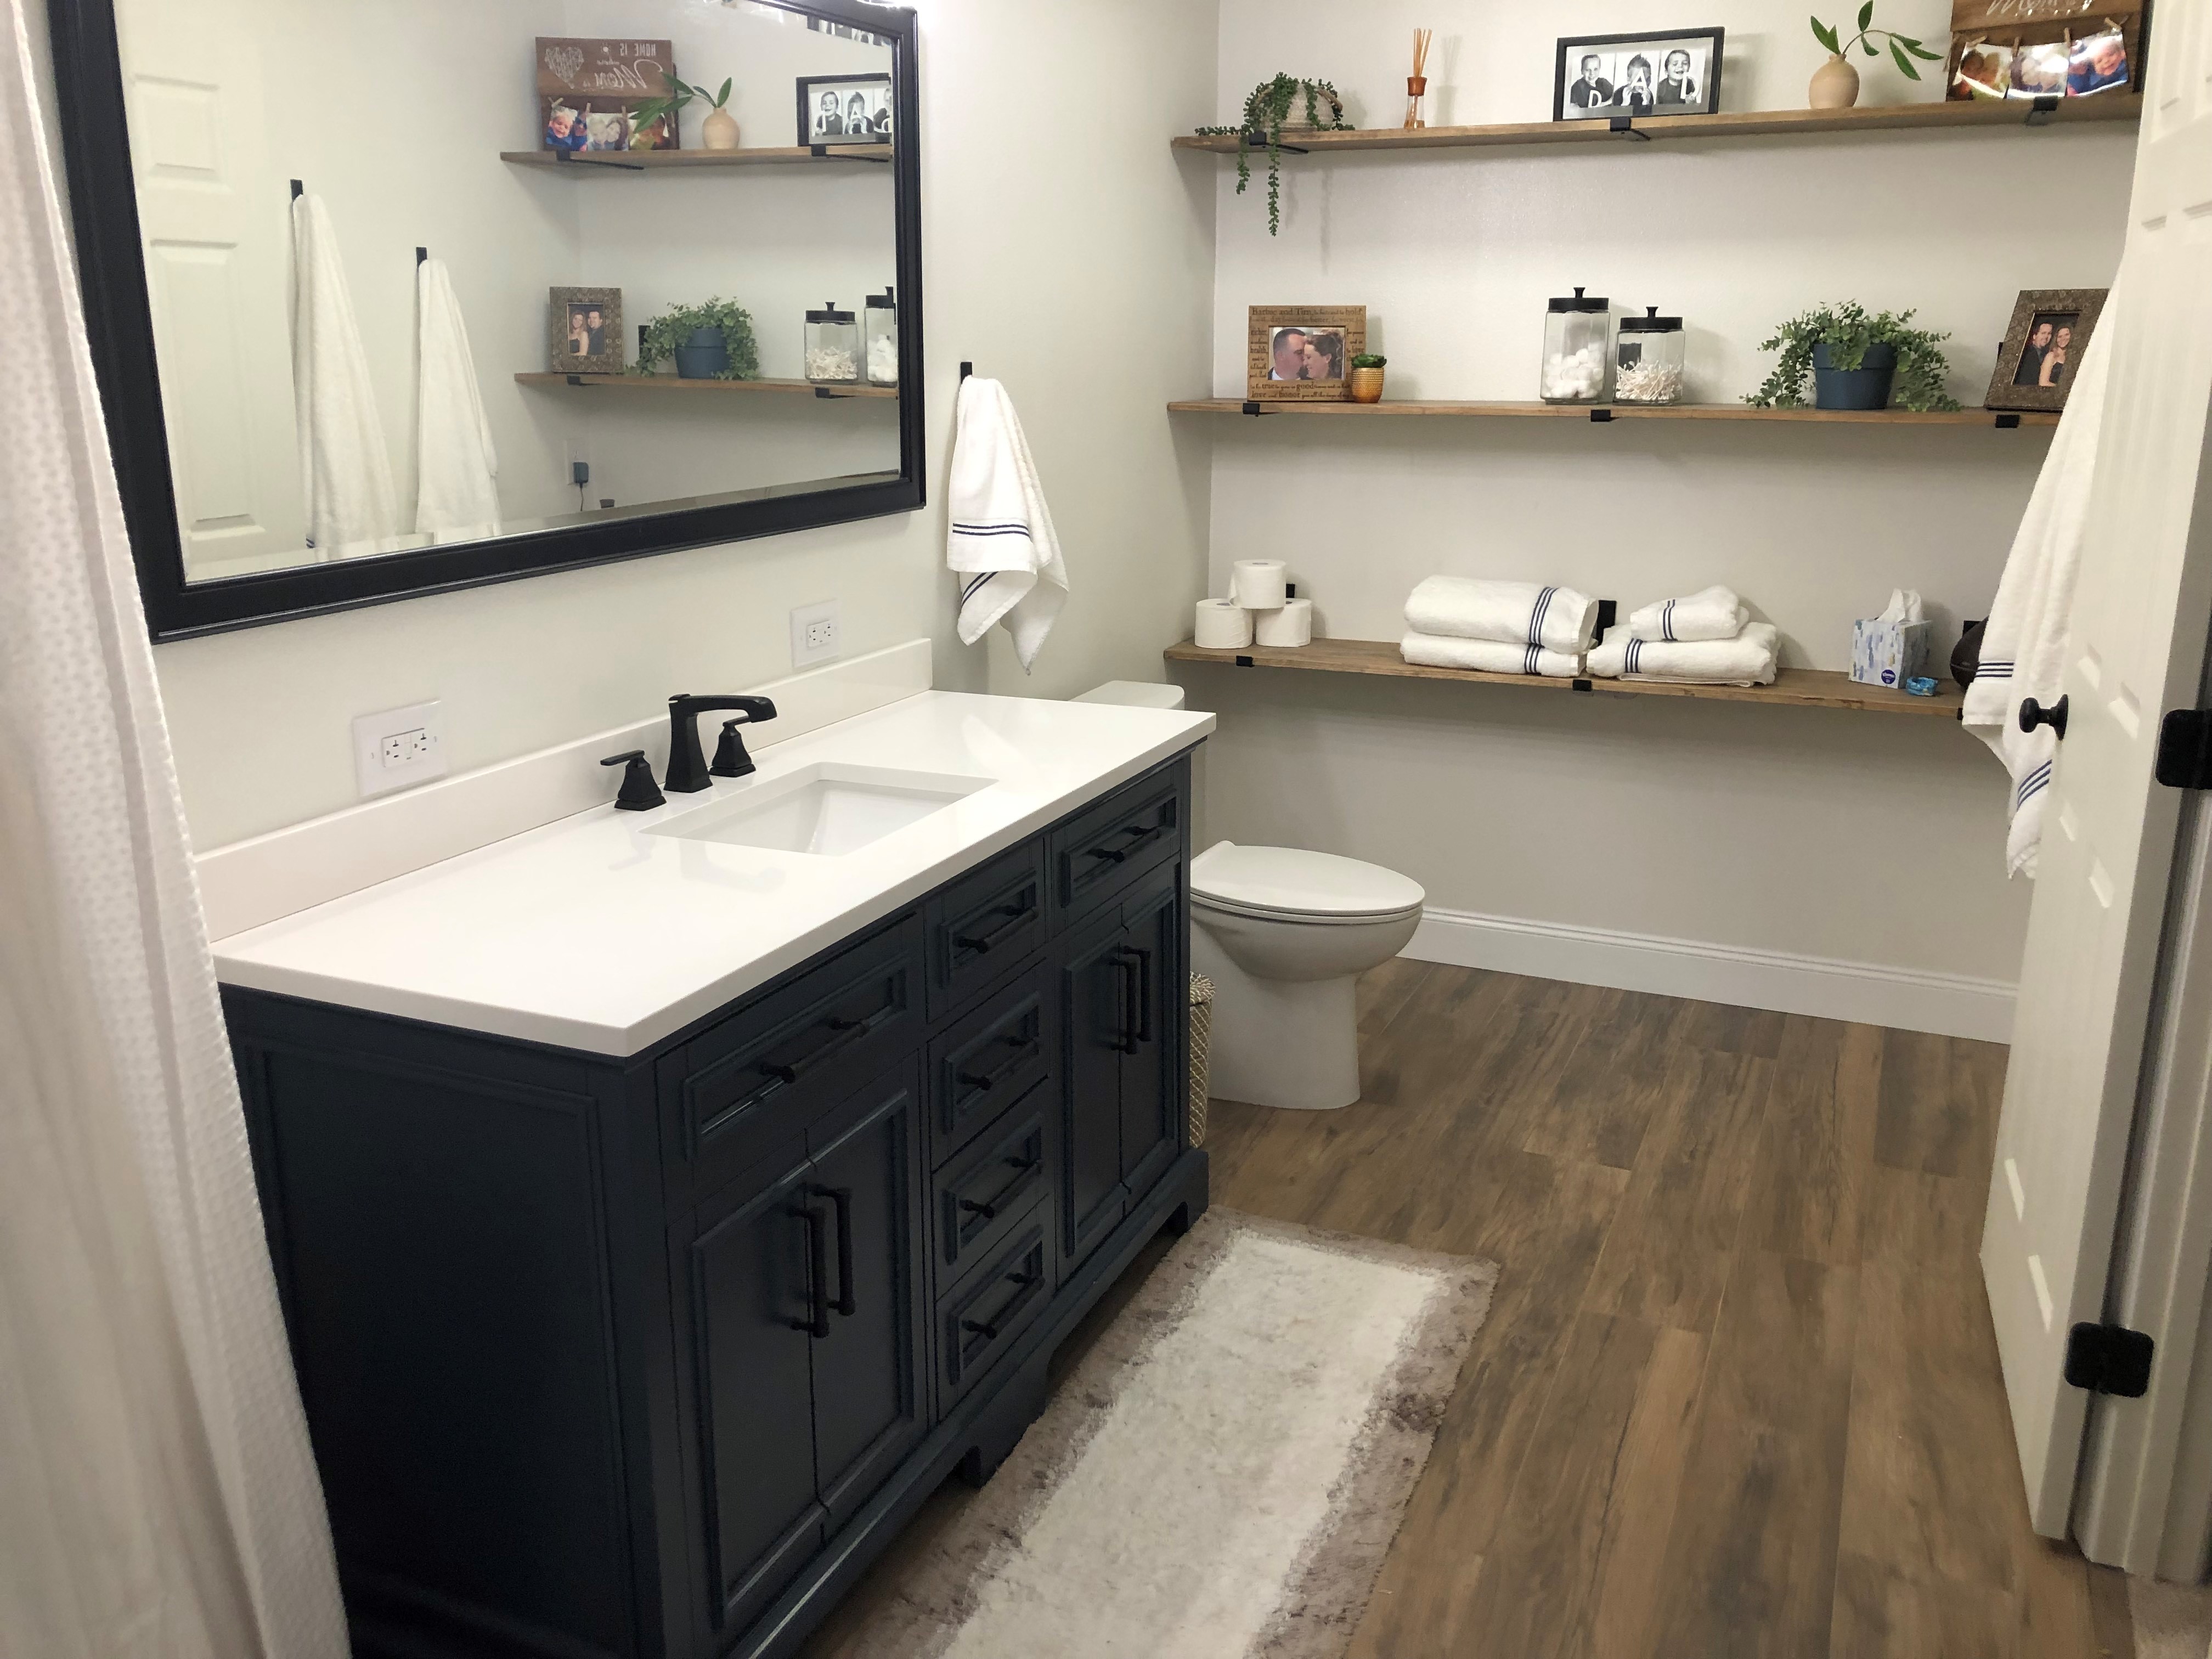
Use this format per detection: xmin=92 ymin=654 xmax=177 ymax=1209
xmin=827 ymin=1209 xmax=1496 ymax=1659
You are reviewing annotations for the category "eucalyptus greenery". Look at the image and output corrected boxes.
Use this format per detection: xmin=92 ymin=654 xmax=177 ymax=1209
xmin=1810 ymin=3 xmax=1944 ymax=81
xmin=630 ymin=67 xmax=733 ymax=139
xmin=1746 ymin=302 xmax=1959 ymax=413
xmin=631 ymin=297 xmax=761 ymax=380
xmin=1195 ymin=75 xmax=1350 ymax=235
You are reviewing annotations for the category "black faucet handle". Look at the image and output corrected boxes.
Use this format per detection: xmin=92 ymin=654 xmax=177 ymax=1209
xmin=710 ymin=719 xmax=758 ymax=779
xmin=601 ymin=750 xmax=666 ymax=811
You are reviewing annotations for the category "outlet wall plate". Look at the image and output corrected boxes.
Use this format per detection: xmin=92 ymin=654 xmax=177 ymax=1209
xmin=353 ymin=699 xmax=447 ymax=798
xmin=790 ymin=600 xmax=842 ymax=668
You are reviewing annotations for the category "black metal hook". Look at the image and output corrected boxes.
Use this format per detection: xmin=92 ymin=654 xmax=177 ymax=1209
xmin=960 ymin=362 xmax=972 ymax=380
xmin=289 ymin=178 xmax=303 ymax=199
xmin=416 ymin=246 xmax=427 ymax=266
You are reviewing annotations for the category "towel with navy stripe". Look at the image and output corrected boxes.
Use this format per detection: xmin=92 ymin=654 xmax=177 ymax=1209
xmin=1401 ymin=577 xmax=1599 ymax=673
xmin=947 ymin=375 xmax=1068 ymax=673
xmin=1624 ymin=585 xmax=1748 ymax=644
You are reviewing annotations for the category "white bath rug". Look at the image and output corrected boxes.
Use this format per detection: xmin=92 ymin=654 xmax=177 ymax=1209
xmin=831 ymin=1209 xmax=1495 ymax=1659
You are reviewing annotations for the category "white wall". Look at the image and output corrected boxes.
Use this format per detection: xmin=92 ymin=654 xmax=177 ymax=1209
xmin=1188 ymin=0 xmax=2136 ymax=1013
xmin=130 ymin=1 xmax=1218 ymax=850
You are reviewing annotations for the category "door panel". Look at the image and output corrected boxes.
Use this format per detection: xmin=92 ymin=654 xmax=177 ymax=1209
xmin=1984 ymin=37 xmax=2212 ymax=1537
xmin=1059 ymin=908 xmax=1131 ymax=1276
xmin=1117 ymin=870 xmax=1183 ymax=1201
xmin=685 ymin=1153 xmax=825 ymax=1634
xmin=806 ymin=1066 xmax=927 ymax=1531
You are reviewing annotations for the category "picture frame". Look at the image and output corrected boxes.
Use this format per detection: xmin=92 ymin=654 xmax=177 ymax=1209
xmin=549 ymin=286 xmax=624 ymax=375
xmin=1553 ymin=27 xmax=1725 ymax=121
xmin=1245 ymin=306 xmax=1368 ymax=402
xmin=536 ymin=38 xmax=680 ymax=153
xmin=1985 ymin=289 xmax=2108 ymax=413
xmin=797 ymin=72 xmax=893 ymax=146
xmin=1944 ymin=0 xmax=2146 ymax=103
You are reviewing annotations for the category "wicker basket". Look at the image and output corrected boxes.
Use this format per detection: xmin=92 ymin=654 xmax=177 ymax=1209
xmin=1188 ymin=973 xmax=1214 ymax=1147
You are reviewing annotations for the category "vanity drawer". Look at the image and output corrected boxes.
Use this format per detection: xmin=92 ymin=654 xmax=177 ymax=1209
xmin=924 ymin=837 xmax=1047 ymax=1020
xmin=664 ymin=914 xmax=924 ymax=1197
xmin=932 ymin=1088 xmax=1051 ymax=1285
xmin=937 ymin=1215 xmax=1051 ymax=1408
xmin=1047 ymin=761 xmax=1186 ymax=929
xmin=927 ymin=961 xmax=1055 ymax=1169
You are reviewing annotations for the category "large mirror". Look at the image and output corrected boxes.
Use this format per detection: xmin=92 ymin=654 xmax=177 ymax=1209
xmin=49 ymin=0 xmax=922 ymax=639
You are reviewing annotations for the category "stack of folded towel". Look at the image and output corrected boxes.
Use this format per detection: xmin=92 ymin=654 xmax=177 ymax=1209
xmin=1587 ymin=584 xmax=1778 ymax=686
xmin=1400 ymin=577 xmax=1600 ymax=677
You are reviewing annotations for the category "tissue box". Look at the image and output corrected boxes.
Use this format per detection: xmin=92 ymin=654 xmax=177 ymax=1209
xmin=1851 ymin=617 xmax=1930 ymax=689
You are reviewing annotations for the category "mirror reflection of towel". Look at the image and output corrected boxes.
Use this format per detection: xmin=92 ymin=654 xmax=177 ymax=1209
xmin=414 ymin=257 xmax=500 ymax=545
xmin=290 ymin=193 xmax=399 ymax=558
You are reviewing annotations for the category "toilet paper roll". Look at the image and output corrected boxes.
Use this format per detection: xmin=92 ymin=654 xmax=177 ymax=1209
xmin=1231 ymin=559 xmax=1288 ymax=611
xmin=1194 ymin=597 xmax=1255 ymax=650
xmin=1253 ymin=597 xmax=1312 ymax=649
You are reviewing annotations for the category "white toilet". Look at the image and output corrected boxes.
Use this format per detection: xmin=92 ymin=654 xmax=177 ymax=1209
xmin=1189 ymin=842 xmax=1425 ymax=1113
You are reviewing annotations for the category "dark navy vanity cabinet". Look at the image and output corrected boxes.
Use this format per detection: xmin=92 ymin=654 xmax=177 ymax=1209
xmin=227 ymin=753 xmax=1206 ymax=1659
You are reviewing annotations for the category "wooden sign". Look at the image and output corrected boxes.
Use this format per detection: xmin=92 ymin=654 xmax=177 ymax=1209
xmin=535 ymin=38 xmax=679 ymax=151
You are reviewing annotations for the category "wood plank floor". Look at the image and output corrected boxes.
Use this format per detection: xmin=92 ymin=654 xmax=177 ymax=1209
xmin=806 ymin=961 xmax=2135 ymax=1658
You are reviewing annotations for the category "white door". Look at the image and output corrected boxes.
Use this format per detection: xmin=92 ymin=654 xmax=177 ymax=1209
xmin=1983 ymin=22 xmax=2212 ymax=1538
xmin=115 ymin=0 xmax=306 ymax=577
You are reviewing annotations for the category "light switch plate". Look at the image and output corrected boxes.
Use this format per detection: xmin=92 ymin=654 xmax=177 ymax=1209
xmin=791 ymin=600 xmax=842 ymax=668
xmin=352 ymin=699 xmax=447 ymax=798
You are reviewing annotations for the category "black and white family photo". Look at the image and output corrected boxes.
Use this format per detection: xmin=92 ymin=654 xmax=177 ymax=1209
xmin=1267 ymin=325 xmax=1347 ymax=383
xmin=798 ymin=74 xmax=892 ymax=144
xmin=1554 ymin=30 xmax=1723 ymax=120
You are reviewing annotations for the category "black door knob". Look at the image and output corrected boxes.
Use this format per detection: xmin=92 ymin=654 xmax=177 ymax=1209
xmin=2020 ymin=695 xmax=2069 ymax=739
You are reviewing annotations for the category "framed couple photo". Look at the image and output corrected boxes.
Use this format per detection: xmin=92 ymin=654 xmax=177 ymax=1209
xmin=1552 ymin=27 xmax=1724 ymax=122
xmin=1985 ymin=288 xmax=2108 ymax=414
xmin=1245 ymin=306 xmax=1368 ymax=403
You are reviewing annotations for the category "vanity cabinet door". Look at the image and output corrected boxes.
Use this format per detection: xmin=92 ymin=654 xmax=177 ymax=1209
xmin=804 ymin=1064 xmax=927 ymax=1532
xmin=682 ymin=1148 xmax=827 ymax=1640
xmin=1115 ymin=866 xmax=1184 ymax=1201
xmin=1058 ymin=908 xmax=1133 ymax=1277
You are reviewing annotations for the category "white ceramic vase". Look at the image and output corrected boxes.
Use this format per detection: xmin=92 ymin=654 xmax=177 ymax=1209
xmin=1809 ymin=53 xmax=1861 ymax=109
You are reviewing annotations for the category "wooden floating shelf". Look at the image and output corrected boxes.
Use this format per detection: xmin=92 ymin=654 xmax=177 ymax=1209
xmin=517 ymin=372 xmax=898 ymax=399
xmin=1165 ymin=636 xmax=1965 ymax=719
xmin=1167 ymin=398 xmax=2055 ymax=428
xmin=1171 ymin=94 xmax=2140 ymax=157
xmin=501 ymin=144 xmax=892 ymax=171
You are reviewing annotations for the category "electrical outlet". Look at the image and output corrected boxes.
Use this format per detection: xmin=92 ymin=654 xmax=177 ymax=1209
xmin=791 ymin=600 xmax=842 ymax=668
xmin=352 ymin=699 xmax=447 ymax=798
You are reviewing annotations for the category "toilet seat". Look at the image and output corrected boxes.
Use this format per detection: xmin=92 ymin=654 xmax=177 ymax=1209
xmin=1190 ymin=843 xmax=1425 ymax=926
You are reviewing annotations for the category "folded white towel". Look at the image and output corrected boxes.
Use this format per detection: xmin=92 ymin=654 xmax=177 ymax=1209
xmin=290 ymin=193 xmax=399 ymax=558
xmin=1588 ymin=623 xmax=1779 ymax=685
xmin=947 ymin=376 xmax=1068 ymax=673
xmin=1401 ymin=630 xmax=1583 ymax=678
xmin=1404 ymin=577 xmax=1599 ymax=654
xmin=1626 ymin=584 xmax=1747 ymax=643
xmin=413 ymin=257 xmax=500 ymax=544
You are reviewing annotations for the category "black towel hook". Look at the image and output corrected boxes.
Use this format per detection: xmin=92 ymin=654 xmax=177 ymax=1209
xmin=960 ymin=361 xmax=973 ymax=380
xmin=416 ymin=246 xmax=428 ymax=266
xmin=289 ymin=178 xmax=303 ymax=200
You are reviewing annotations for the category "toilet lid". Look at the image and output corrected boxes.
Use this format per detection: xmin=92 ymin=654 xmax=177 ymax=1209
xmin=1189 ymin=842 xmax=1426 ymax=922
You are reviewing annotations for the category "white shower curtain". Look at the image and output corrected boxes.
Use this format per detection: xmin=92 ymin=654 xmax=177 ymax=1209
xmin=1 ymin=7 xmax=349 ymax=1658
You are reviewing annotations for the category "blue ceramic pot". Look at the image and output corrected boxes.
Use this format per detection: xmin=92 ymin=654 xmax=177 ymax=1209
xmin=1812 ymin=341 xmax=1896 ymax=411
xmin=673 ymin=326 xmax=731 ymax=379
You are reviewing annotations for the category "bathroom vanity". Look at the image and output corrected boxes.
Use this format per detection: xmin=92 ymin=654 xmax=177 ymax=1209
xmin=215 ymin=694 xmax=1210 ymax=1659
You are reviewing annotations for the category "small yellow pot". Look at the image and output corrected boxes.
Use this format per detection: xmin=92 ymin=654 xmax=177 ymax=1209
xmin=1348 ymin=365 xmax=1386 ymax=404
xmin=1809 ymin=52 xmax=1861 ymax=110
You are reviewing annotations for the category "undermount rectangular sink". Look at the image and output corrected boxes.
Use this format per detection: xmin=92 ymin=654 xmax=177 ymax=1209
xmin=645 ymin=763 xmax=991 ymax=856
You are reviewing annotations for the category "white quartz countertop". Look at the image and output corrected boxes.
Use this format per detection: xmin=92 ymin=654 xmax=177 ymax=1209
xmin=212 ymin=692 xmax=1213 ymax=1056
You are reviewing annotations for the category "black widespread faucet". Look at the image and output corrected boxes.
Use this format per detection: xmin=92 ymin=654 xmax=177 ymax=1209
xmin=664 ymin=693 xmax=778 ymax=793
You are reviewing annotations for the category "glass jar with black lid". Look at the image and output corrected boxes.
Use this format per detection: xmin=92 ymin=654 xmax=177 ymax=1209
xmin=1540 ymin=286 xmax=1611 ymax=403
xmin=1615 ymin=306 xmax=1686 ymax=404
xmin=804 ymin=301 xmax=860 ymax=384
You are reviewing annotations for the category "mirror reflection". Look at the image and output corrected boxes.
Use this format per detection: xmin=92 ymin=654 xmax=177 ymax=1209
xmin=116 ymin=0 xmax=901 ymax=583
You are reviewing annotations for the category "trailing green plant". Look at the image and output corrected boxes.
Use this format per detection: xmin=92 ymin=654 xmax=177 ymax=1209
xmin=631 ymin=296 xmax=760 ymax=380
xmin=1745 ymin=301 xmax=1959 ymax=412
xmin=630 ymin=68 xmax=732 ymax=138
xmin=1195 ymin=75 xmax=1350 ymax=235
xmin=1810 ymin=3 xmax=1944 ymax=81
xmin=1350 ymin=353 xmax=1386 ymax=369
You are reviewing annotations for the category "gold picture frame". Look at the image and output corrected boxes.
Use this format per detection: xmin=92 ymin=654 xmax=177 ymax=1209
xmin=1246 ymin=306 xmax=1368 ymax=402
xmin=549 ymin=286 xmax=624 ymax=375
xmin=1985 ymin=287 xmax=2107 ymax=413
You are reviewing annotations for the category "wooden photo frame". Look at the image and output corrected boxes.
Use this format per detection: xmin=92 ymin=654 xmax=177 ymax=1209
xmin=1554 ymin=27 xmax=1725 ymax=122
xmin=550 ymin=287 xmax=623 ymax=374
xmin=536 ymin=38 xmax=680 ymax=153
xmin=1246 ymin=306 xmax=1368 ymax=402
xmin=1985 ymin=288 xmax=2108 ymax=412
xmin=797 ymin=72 xmax=893 ymax=146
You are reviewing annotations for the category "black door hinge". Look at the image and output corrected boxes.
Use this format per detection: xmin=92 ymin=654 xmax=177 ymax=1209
xmin=2157 ymin=709 xmax=2212 ymax=789
xmin=2064 ymin=1322 xmax=2154 ymax=1398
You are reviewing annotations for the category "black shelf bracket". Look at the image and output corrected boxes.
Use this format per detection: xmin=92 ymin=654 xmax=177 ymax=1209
xmin=1234 ymin=654 xmax=1256 ymax=667
xmin=1239 ymin=129 xmax=1307 ymax=153
xmin=1590 ymin=407 xmax=1614 ymax=422
xmin=1240 ymin=400 xmax=1266 ymax=416
xmin=1994 ymin=412 xmax=2022 ymax=429
xmin=2026 ymin=94 xmax=2060 ymax=127
xmin=565 ymin=374 xmax=587 ymax=386
xmin=1572 ymin=678 xmax=1595 ymax=693
xmin=1609 ymin=115 xmax=1651 ymax=142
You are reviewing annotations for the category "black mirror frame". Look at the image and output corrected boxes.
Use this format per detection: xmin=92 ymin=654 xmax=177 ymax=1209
xmin=46 ymin=0 xmax=924 ymax=642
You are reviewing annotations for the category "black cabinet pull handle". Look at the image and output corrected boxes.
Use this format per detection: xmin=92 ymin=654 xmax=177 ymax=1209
xmin=814 ymin=1185 xmax=856 ymax=1317
xmin=2021 ymin=695 xmax=2070 ymax=739
xmin=1114 ymin=945 xmax=1154 ymax=1047
xmin=788 ymin=1204 xmax=831 ymax=1339
xmin=1002 ymin=1154 xmax=1037 ymax=1172
xmin=958 ymin=1197 xmax=996 ymax=1220
xmin=957 ymin=1033 xmax=1037 ymax=1094
xmin=961 ymin=1317 xmax=1000 ymax=1340
xmin=953 ymin=900 xmax=1035 ymax=956
xmin=1110 ymin=953 xmax=1137 ymax=1053
xmin=757 ymin=1006 xmax=877 ymax=1090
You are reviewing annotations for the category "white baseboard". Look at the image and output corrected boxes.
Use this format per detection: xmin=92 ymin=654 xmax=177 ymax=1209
xmin=1404 ymin=904 xmax=2016 ymax=1043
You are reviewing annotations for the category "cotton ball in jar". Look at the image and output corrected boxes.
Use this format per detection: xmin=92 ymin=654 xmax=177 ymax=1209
xmin=1541 ymin=342 xmax=1606 ymax=400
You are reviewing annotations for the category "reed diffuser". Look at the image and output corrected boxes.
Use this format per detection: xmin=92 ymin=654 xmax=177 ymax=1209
xmin=1404 ymin=28 xmax=1432 ymax=129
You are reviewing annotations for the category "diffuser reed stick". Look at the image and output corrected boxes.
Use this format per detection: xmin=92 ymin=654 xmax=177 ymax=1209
xmin=1406 ymin=28 xmax=1432 ymax=129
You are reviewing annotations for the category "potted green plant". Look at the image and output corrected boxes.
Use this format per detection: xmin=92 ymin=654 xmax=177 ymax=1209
xmin=1746 ymin=303 xmax=1958 ymax=413
xmin=632 ymin=70 xmax=740 ymax=150
xmin=1348 ymin=353 xmax=1386 ymax=403
xmin=633 ymin=298 xmax=761 ymax=381
xmin=1808 ymin=4 xmax=1944 ymax=109
xmin=1195 ymin=75 xmax=1351 ymax=236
